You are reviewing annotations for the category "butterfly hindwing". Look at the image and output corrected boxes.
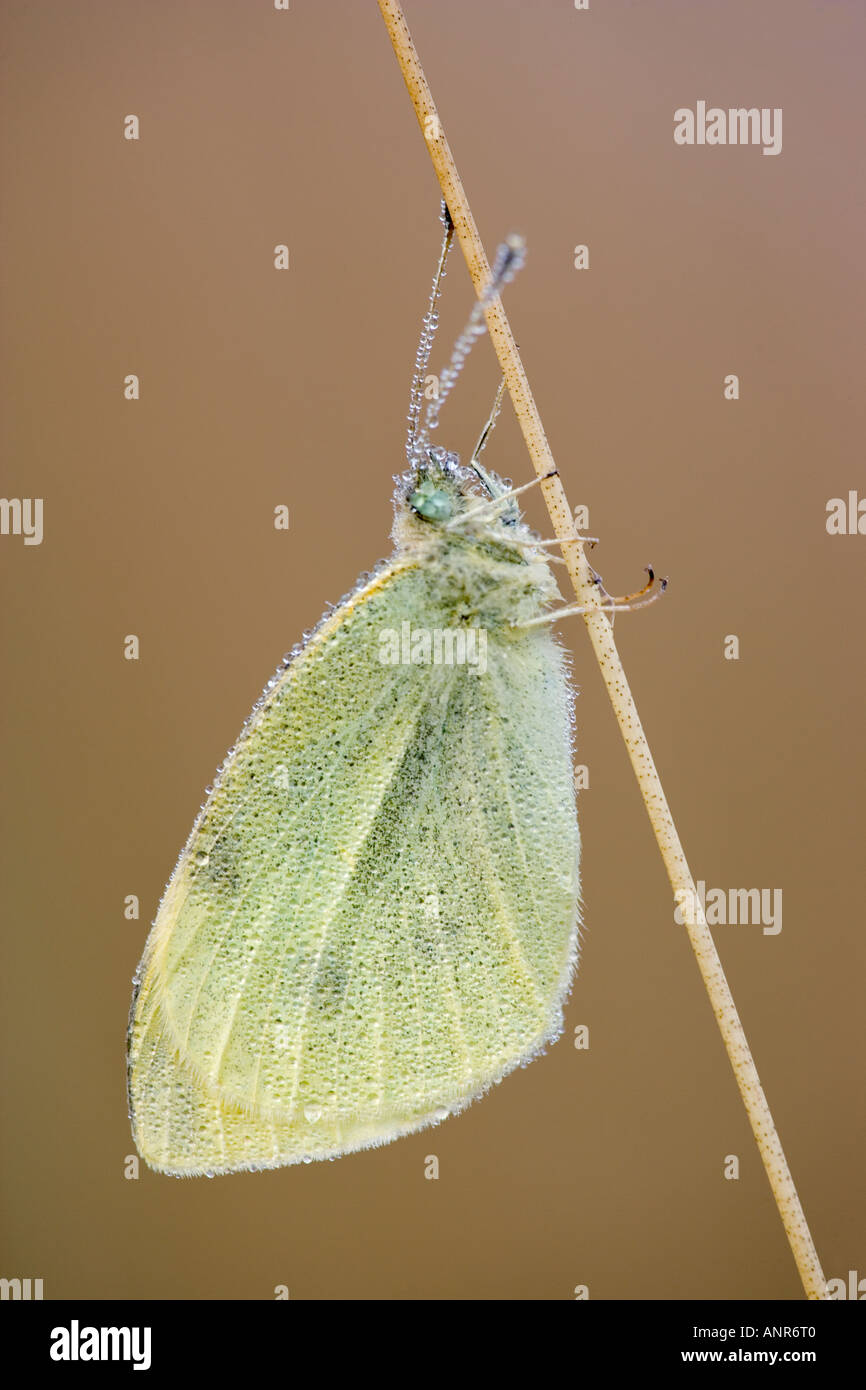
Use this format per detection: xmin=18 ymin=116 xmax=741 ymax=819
xmin=128 ymin=559 xmax=580 ymax=1174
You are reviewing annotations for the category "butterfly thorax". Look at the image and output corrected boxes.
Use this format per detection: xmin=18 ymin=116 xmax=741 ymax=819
xmin=390 ymin=457 xmax=561 ymax=628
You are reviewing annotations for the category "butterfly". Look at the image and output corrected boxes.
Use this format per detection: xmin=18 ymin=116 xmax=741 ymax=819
xmin=127 ymin=213 xmax=584 ymax=1175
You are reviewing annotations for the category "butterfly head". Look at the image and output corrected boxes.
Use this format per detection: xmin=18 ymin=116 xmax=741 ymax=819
xmin=393 ymin=447 xmax=542 ymax=565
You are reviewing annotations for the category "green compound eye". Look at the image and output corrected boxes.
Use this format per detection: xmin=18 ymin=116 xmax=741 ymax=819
xmin=408 ymin=486 xmax=454 ymax=522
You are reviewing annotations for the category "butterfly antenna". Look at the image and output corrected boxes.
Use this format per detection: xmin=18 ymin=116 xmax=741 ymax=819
xmin=421 ymin=233 xmax=526 ymax=448
xmin=407 ymin=201 xmax=455 ymax=467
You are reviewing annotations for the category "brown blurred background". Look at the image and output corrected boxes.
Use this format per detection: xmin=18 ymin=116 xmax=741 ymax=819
xmin=1 ymin=0 xmax=864 ymax=1301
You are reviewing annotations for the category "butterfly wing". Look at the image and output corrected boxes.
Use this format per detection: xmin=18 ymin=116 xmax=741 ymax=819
xmin=128 ymin=563 xmax=580 ymax=1174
